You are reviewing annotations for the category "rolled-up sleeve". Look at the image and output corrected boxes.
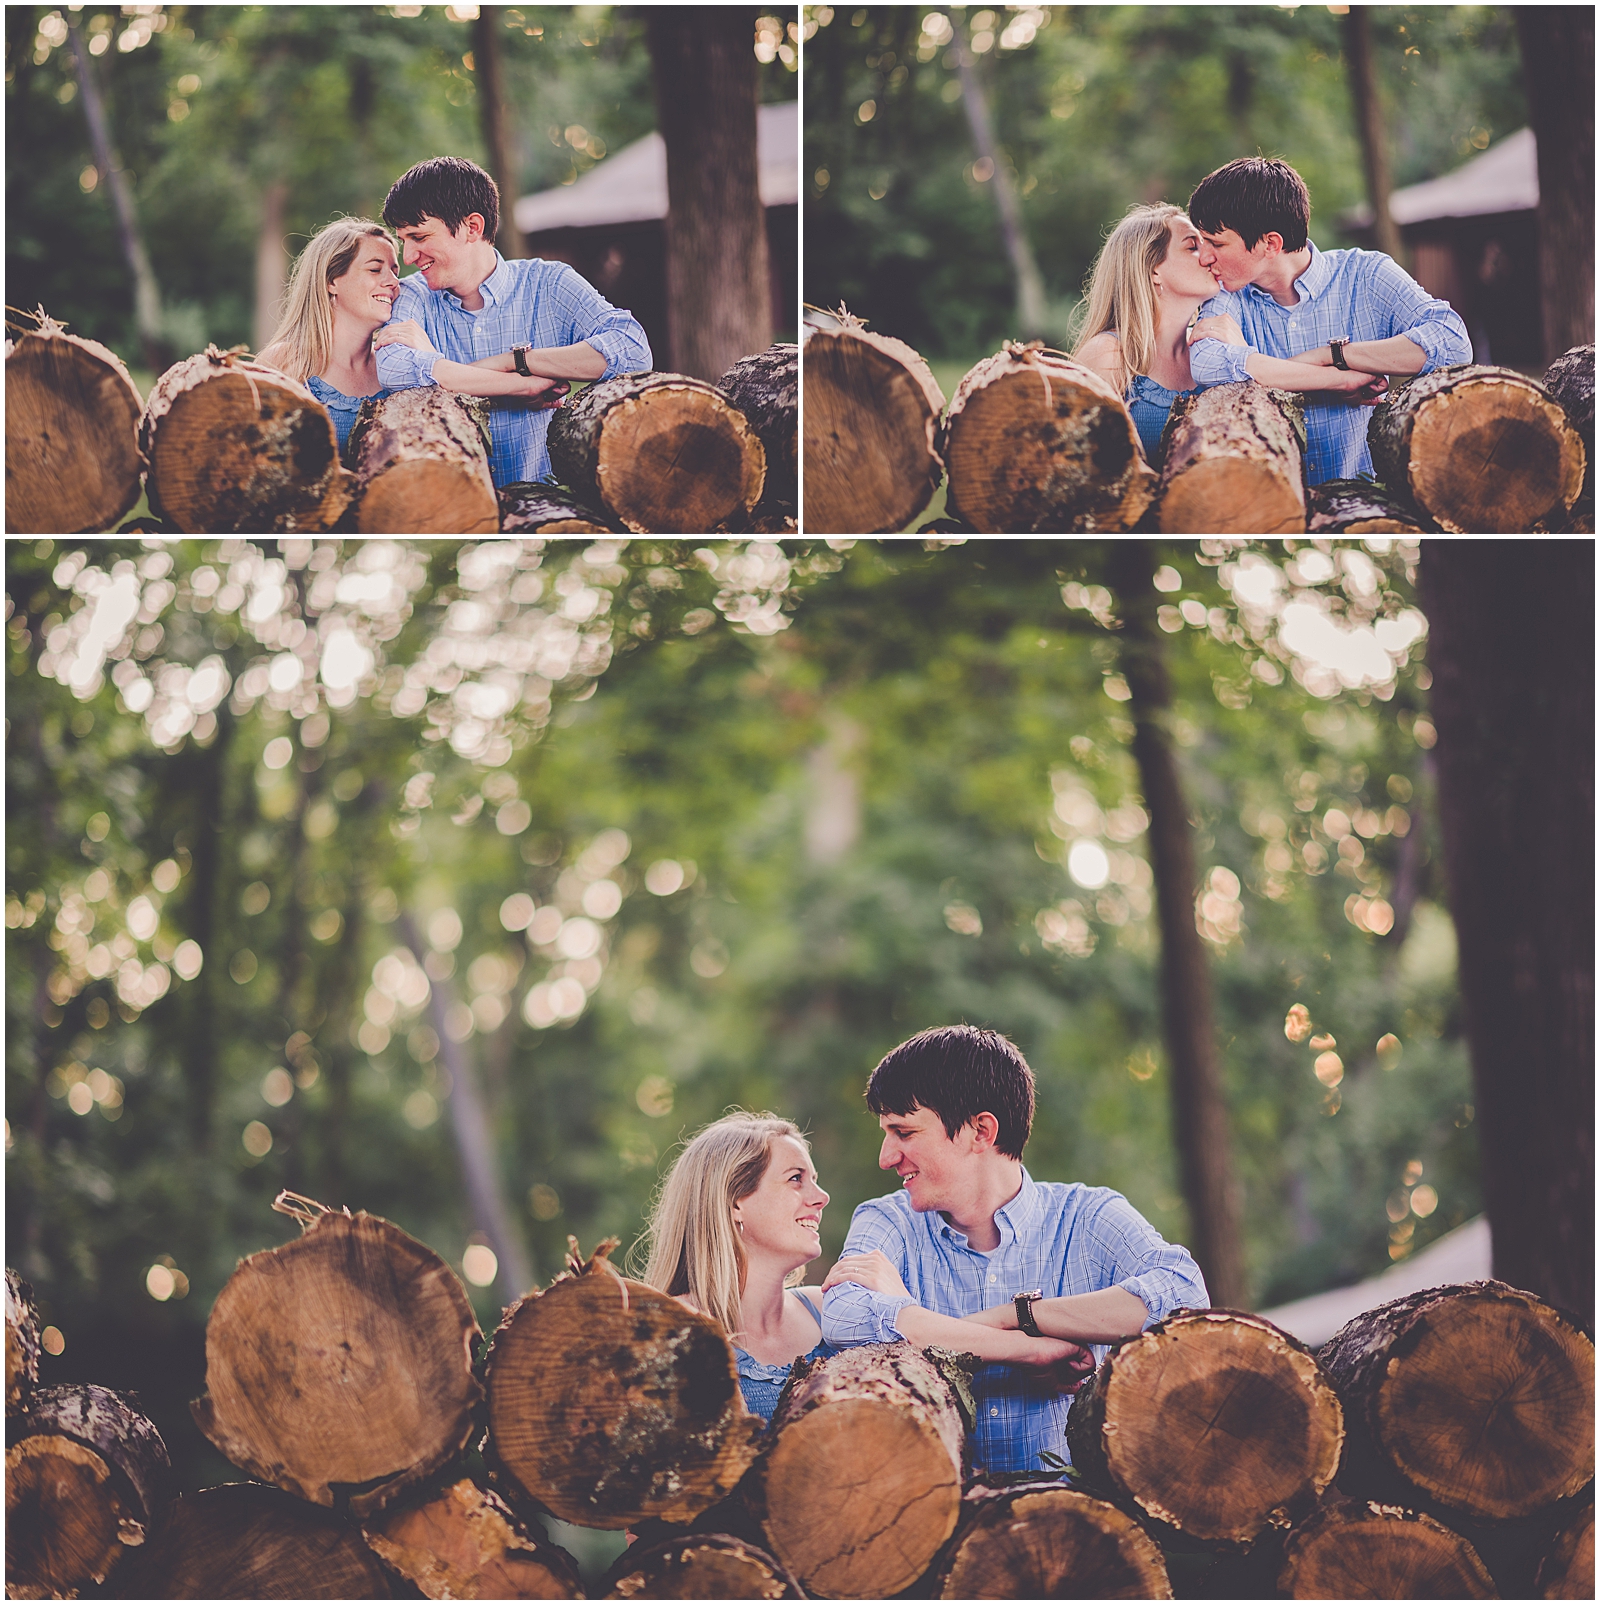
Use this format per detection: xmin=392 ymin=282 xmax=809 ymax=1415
xmin=1370 ymin=255 xmax=1472 ymax=374
xmin=821 ymin=1201 xmax=918 ymax=1348
xmin=548 ymin=264 xmax=652 ymax=379
xmin=373 ymin=281 xmax=442 ymax=391
xmin=1189 ymin=338 xmax=1253 ymax=386
xmin=1083 ymin=1191 xmax=1210 ymax=1328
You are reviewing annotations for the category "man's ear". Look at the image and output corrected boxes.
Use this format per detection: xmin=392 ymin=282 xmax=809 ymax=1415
xmin=967 ymin=1111 xmax=1001 ymax=1152
xmin=459 ymin=212 xmax=486 ymax=243
xmin=1259 ymin=231 xmax=1285 ymax=259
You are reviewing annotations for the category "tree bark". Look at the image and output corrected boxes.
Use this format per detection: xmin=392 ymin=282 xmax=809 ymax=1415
xmin=1306 ymin=477 xmax=1427 ymax=533
xmin=942 ymin=346 xmax=1157 ymax=532
xmin=605 ymin=1532 xmax=802 ymax=1600
xmin=1369 ymin=366 xmax=1586 ymax=532
xmin=1278 ymin=1499 xmax=1495 ymax=1599
xmin=1342 ymin=8 xmax=1404 ymax=267
xmin=1318 ymin=1281 xmax=1594 ymax=1520
xmin=1109 ymin=542 xmax=1245 ymax=1309
xmin=5 ymin=1270 xmax=40 ymax=1414
xmin=751 ymin=1342 xmax=967 ymax=1598
xmin=190 ymin=1199 xmax=484 ymax=1519
xmin=346 ymin=389 xmax=498 ymax=534
xmin=65 ymin=17 xmax=166 ymax=372
xmin=472 ymin=11 xmax=525 ymax=260
xmin=801 ymin=315 xmax=945 ymax=533
xmin=252 ymin=180 xmax=289 ymax=354
xmin=5 ymin=313 xmax=145 ymax=535
xmin=140 ymin=346 xmax=352 ymax=533
xmin=937 ymin=1480 xmax=1173 ymax=1599
xmin=646 ymin=9 xmax=770 ymax=380
xmin=1419 ymin=544 xmax=1593 ymax=1322
xmin=1065 ymin=1310 xmax=1341 ymax=1548
xmin=1515 ymin=9 xmax=1595 ymax=361
xmin=362 ymin=1478 xmax=582 ymax=1599
xmin=484 ymin=1240 xmax=761 ymax=1530
xmin=5 ymin=1383 xmax=172 ymax=1598
xmin=498 ymin=482 xmax=616 ymax=534
xmin=719 ymin=343 xmax=798 ymax=507
xmin=546 ymin=372 xmax=765 ymax=533
xmin=1542 ymin=344 xmax=1595 ymax=514
xmin=1156 ymin=382 xmax=1306 ymax=534
xmin=117 ymin=1482 xmax=394 ymax=1599
xmin=952 ymin=17 xmax=1047 ymax=340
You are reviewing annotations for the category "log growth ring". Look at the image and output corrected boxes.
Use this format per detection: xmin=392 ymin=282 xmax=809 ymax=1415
xmin=359 ymin=456 xmax=498 ymax=535
xmin=1159 ymin=455 xmax=1304 ymax=535
xmin=4 ymin=1434 xmax=127 ymax=1597
xmin=1278 ymin=1503 xmax=1496 ymax=1599
xmin=1101 ymin=1313 xmax=1342 ymax=1544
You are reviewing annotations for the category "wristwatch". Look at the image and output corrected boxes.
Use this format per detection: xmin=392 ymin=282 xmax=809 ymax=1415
xmin=511 ymin=344 xmax=533 ymax=377
xmin=1329 ymin=338 xmax=1351 ymax=371
xmin=1013 ymin=1288 xmax=1045 ymax=1337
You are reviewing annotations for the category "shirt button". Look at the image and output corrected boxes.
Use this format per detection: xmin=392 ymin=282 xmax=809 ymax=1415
xmin=990 ymin=1407 xmax=999 ymax=1417
xmin=988 ymin=1274 xmax=997 ymax=1283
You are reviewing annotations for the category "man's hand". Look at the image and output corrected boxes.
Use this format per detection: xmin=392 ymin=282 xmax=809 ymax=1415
xmin=1321 ymin=369 xmax=1389 ymax=406
xmin=822 ymin=1250 xmax=911 ymax=1300
xmin=372 ymin=320 xmax=437 ymax=353
xmin=1008 ymin=1333 xmax=1096 ymax=1392
xmin=1041 ymin=1344 xmax=1097 ymax=1394
xmin=511 ymin=376 xmax=570 ymax=408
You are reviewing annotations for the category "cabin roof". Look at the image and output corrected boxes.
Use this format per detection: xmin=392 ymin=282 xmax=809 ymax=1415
xmin=1343 ymin=127 xmax=1537 ymax=229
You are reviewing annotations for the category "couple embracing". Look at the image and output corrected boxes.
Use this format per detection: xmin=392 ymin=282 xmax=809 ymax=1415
xmin=636 ymin=1025 xmax=1208 ymax=1474
xmin=257 ymin=156 xmax=650 ymax=484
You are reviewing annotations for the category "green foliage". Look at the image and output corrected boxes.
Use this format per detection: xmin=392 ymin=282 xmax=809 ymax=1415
xmin=803 ymin=5 xmax=1527 ymax=359
xmin=5 ymin=536 xmax=1474 ymax=1497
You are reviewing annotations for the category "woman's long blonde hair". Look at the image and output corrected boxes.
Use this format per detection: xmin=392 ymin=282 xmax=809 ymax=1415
xmin=256 ymin=217 xmax=394 ymax=381
xmin=633 ymin=1112 xmax=809 ymax=1340
xmin=1071 ymin=202 xmax=1184 ymax=393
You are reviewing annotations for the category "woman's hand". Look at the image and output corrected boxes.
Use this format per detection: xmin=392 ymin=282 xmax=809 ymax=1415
xmin=821 ymin=1250 xmax=911 ymax=1301
xmin=1190 ymin=313 xmax=1245 ymax=347
xmin=372 ymin=319 xmax=436 ymax=354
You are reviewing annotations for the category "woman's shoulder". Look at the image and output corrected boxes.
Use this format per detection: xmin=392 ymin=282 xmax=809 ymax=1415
xmin=1075 ymin=330 xmax=1124 ymax=363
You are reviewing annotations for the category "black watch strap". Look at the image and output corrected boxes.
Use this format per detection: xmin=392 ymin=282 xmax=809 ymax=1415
xmin=1013 ymin=1288 xmax=1044 ymax=1338
xmin=1329 ymin=337 xmax=1351 ymax=371
xmin=512 ymin=344 xmax=532 ymax=377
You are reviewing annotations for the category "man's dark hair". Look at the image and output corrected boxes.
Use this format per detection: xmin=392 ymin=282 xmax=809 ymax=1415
xmin=1187 ymin=157 xmax=1311 ymax=252
xmin=383 ymin=156 xmax=499 ymax=242
xmin=866 ymin=1026 xmax=1035 ymax=1159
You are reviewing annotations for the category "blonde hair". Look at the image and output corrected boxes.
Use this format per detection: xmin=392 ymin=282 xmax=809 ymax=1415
xmin=1071 ymin=203 xmax=1184 ymax=394
xmin=256 ymin=217 xmax=394 ymax=381
xmin=633 ymin=1112 xmax=809 ymax=1340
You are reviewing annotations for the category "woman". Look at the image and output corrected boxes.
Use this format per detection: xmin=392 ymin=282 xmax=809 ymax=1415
xmin=636 ymin=1113 xmax=836 ymax=1421
xmin=256 ymin=217 xmax=561 ymax=456
xmin=1071 ymin=203 xmax=1225 ymax=465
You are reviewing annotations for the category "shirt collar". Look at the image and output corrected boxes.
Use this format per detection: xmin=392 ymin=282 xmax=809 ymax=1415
xmin=935 ymin=1167 xmax=1040 ymax=1247
xmin=1244 ymin=238 xmax=1327 ymax=305
xmin=443 ymin=249 xmax=510 ymax=312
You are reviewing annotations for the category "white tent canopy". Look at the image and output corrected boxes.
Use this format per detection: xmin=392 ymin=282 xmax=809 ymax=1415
xmin=1258 ymin=1214 xmax=1492 ymax=1349
xmin=515 ymin=101 xmax=798 ymax=235
xmin=1344 ymin=128 xmax=1537 ymax=229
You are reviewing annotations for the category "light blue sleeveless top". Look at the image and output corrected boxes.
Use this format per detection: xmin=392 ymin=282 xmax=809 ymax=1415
xmin=306 ymin=373 xmax=393 ymax=456
xmin=734 ymin=1291 xmax=836 ymax=1422
xmin=1125 ymin=372 xmax=1201 ymax=465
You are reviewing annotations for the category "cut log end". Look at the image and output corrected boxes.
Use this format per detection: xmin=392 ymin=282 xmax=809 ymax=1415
xmin=1160 ymin=455 xmax=1304 ymax=534
xmin=5 ymin=1434 xmax=129 ymax=1598
xmin=1536 ymin=1503 xmax=1595 ymax=1599
xmin=1158 ymin=383 xmax=1307 ymax=534
xmin=607 ymin=1533 xmax=801 ymax=1599
xmin=358 ymin=456 xmax=498 ymax=534
xmin=1278 ymin=1502 xmax=1497 ymax=1599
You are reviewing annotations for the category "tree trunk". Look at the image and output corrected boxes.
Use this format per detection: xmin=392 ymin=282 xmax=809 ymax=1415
xmin=952 ymin=17 xmax=1047 ymax=339
xmin=498 ymin=483 xmax=616 ymax=534
xmin=1156 ymin=382 xmax=1306 ymax=534
xmin=5 ymin=313 xmax=145 ymax=535
xmin=942 ymin=346 xmax=1157 ymax=532
xmin=190 ymin=1198 xmax=484 ymax=1519
xmin=801 ymin=316 xmax=945 ymax=533
xmin=362 ymin=1478 xmax=581 ymax=1600
xmin=5 ymin=1270 xmax=40 ymax=1414
xmin=718 ymin=343 xmax=798 ymax=507
xmin=472 ymin=11 xmax=525 ymax=260
xmin=546 ymin=373 xmax=765 ymax=533
xmin=752 ymin=1342 xmax=967 ymax=1598
xmin=606 ymin=1532 xmax=802 ymax=1600
xmin=1369 ymin=365 xmax=1586 ymax=532
xmin=1536 ymin=1504 xmax=1595 ymax=1600
xmin=484 ymin=1240 xmax=761 ymax=1530
xmin=1342 ymin=8 xmax=1404 ymax=267
xmin=1109 ymin=542 xmax=1245 ymax=1309
xmin=5 ymin=1383 xmax=172 ymax=1598
xmin=1515 ymin=9 xmax=1595 ymax=361
xmin=1065 ymin=1311 xmax=1341 ymax=1548
xmin=140 ymin=346 xmax=352 ymax=533
xmin=1318 ymin=1281 xmax=1594 ymax=1520
xmin=1419 ymin=544 xmax=1593 ymax=1322
xmin=117 ymin=1483 xmax=394 ymax=1599
xmin=1278 ymin=1499 xmax=1495 ymax=1599
xmin=398 ymin=910 xmax=531 ymax=1308
xmin=1307 ymin=477 xmax=1427 ymax=533
xmin=937 ymin=1480 xmax=1173 ymax=1599
xmin=346 ymin=388 xmax=498 ymax=534
xmin=1542 ymin=344 xmax=1595 ymax=514
xmin=253 ymin=180 xmax=289 ymax=353
xmin=65 ymin=17 xmax=166 ymax=372
xmin=646 ymin=9 xmax=770 ymax=380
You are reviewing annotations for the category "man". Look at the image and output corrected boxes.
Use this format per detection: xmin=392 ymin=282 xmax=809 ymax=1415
xmin=820 ymin=1026 xmax=1208 ymax=1475
xmin=373 ymin=156 xmax=651 ymax=486
xmin=1186 ymin=156 xmax=1472 ymax=485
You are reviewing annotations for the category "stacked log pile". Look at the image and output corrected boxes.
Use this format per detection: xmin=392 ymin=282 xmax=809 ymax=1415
xmin=9 ymin=1218 xmax=1593 ymax=1599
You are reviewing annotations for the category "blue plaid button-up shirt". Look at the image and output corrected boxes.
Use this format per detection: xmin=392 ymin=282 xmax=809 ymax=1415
xmin=1188 ymin=241 xmax=1471 ymax=485
xmin=820 ymin=1170 xmax=1209 ymax=1474
xmin=374 ymin=252 xmax=652 ymax=487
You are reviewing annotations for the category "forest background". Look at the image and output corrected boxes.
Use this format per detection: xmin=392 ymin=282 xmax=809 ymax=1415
xmin=10 ymin=534 xmax=1537 ymax=1524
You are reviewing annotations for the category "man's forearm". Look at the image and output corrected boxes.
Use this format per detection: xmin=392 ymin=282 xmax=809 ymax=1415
xmin=471 ymin=341 xmax=607 ymax=380
xmin=1289 ymin=334 xmax=1428 ymax=377
xmin=894 ymin=1303 xmax=1076 ymax=1365
xmin=1241 ymin=350 xmax=1378 ymax=393
xmin=969 ymin=1287 xmax=1149 ymax=1344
